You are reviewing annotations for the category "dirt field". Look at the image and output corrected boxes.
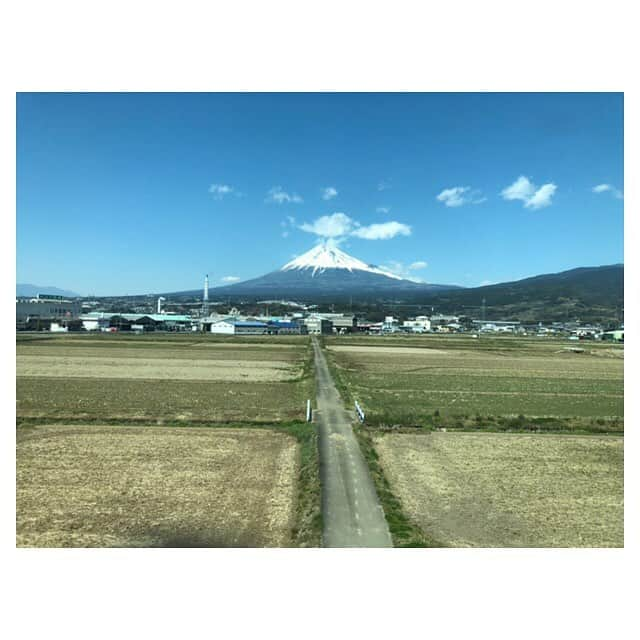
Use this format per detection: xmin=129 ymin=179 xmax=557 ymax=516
xmin=326 ymin=336 xmax=623 ymax=423
xmin=17 ymin=425 xmax=299 ymax=547
xmin=373 ymin=432 xmax=623 ymax=547
xmin=17 ymin=354 xmax=296 ymax=381
xmin=16 ymin=336 xmax=312 ymax=422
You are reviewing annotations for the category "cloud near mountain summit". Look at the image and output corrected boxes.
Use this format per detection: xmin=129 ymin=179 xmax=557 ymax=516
xmin=298 ymin=212 xmax=411 ymax=241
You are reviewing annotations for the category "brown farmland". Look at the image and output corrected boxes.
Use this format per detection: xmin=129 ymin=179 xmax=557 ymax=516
xmin=373 ymin=431 xmax=623 ymax=547
xmin=17 ymin=425 xmax=299 ymax=547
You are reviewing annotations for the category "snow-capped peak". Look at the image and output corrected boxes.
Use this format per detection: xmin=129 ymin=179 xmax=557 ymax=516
xmin=281 ymin=243 xmax=403 ymax=280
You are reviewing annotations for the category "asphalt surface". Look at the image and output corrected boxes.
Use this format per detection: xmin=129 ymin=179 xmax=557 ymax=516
xmin=312 ymin=338 xmax=392 ymax=548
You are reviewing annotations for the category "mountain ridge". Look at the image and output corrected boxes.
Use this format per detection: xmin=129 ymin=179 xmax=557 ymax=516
xmin=16 ymin=283 xmax=81 ymax=298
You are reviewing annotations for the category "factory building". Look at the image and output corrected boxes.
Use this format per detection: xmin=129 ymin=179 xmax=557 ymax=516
xmin=267 ymin=321 xmax=308 ymax=335
xmin=78 ymin=312 xmax=194 ymax=332
xmin=303 ymin=317 xmax=333 ymax=334
xmin=80 ymin=314 xmax=111 ymax=331
xmin=209 ymin=319 xmax=269 ymax=335
xmin=329 ymin=314 xmax=358 ymax=334
xmin=430 ymin=314 xmax=460 ymax=327
xmin=403 ymin=316 xmax=432 ymax=333
xmin=382 ymin=316 xmax=400 ymax=333
xmin=16 ymin=295 xmax=81 ymax=329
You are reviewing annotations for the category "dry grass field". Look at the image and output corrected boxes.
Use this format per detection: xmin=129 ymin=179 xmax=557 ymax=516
xmin=373 ymin=431 xmax=623 ymax=547
xmin=16 ymin=335 xmax=313 ymax=422
xmin=326 ymin=335 xmax=623 ymax=426
xmin=17 ymin=425 xmax=300 ymax=547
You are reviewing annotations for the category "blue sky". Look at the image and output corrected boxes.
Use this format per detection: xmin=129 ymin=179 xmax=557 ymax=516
xmin=16 ymin=92 xmax=623 ymax=296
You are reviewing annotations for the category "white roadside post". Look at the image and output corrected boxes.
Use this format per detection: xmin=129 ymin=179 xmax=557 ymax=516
xmin=306 ymin=399 xmax=312 ymax=422
xmin=354 ymin=400 xmax=365 ymax=423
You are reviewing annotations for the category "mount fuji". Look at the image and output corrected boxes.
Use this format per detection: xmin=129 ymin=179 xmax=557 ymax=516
xmin=204 ymin=244 xmax=461 ymax=300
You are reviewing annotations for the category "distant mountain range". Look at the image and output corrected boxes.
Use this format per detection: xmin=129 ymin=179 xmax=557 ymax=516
xmin=175 ymin=245 xmax=622 ymax=322
xmin=414 ymin=264 xmax=624 ymax=322
xmin=19 ymin=245 xmax=623 ymax=324
xmin=16 ymin=283 xmax=80 ymax=298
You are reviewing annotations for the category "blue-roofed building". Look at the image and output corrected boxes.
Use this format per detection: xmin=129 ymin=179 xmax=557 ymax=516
xmin=209 ymin=319 xmax=269 ymax=335
xmin=267 ymin=321 xmax=307 ymax=335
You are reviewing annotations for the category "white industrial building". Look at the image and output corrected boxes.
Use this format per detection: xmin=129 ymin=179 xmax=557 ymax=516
xmin=402 ymin=315 xmax=431 ymax=333
xmin=16 ymin=295 xmax=81 ymax=324
xmin=430 ymin=314 xmax=459 ymax=327
xmin=303 ymin=316 xmax=333 ymax=334
xmin=382 ymin=316 xmax=400 ymax=333
xmin=209 ymin=319 xmax=269 ymax=335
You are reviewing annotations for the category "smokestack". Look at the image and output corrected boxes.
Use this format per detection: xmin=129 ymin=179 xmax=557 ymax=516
xmin=202 ymin=274 xmax=210 ymax=318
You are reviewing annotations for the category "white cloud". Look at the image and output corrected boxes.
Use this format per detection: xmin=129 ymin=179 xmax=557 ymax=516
xmin=298 ymin=213 xmax=411 ymax=241
xmin=436 ymin=186 xmax=486 ymax=207
xmin=501 ymin=176 xmax=535 ymax=202
xmin=208 ymin=183 xmax=238 ymax=200
xmin=351 ymin=221 xmax=411 ymax=240
xmin=501 ymin=175 xmax=557 ymax=209
xmin=381 ymin=260 xmax=426 ymax=282
xmin=266 ymin=186 xmax=303 ymax=204
xmin=221 ymin=276 xmax=240 ymax=283
xmin=592 ymin=183 xmax=623 ymax=199
xmin=299 ymin=212 xmax=355 ymax=238
xmin=322 ymin=187 xmax=338 ymax=200
xmin=409 ymin=261 xmax=428 ymax=270
xmin=525 ymin=183 xmax=557 ymax=209
xmin=280 ymin=215 xmax=297 ymax=238
xmin=377 ymin=180 xmax=391 ymax=191
xmin=376 ymin=206 xmax=390 ymax=214
xmin=437 ymin=186 xmax=468 ymax=207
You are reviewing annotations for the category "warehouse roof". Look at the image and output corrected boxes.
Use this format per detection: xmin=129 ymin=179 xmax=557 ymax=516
xmin=83 ymin=312 xmax=192 ymax=322
xmin=146 ymin=314 xmax=192 ymax=322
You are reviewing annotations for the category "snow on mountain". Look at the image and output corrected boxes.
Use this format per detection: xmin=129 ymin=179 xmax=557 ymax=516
xmin=281 ymin=243 xmax=403 ymax=280
xmin=166 ymin=242 xmax=461 ymax=299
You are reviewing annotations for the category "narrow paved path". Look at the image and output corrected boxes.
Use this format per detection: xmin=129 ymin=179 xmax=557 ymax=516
xmin=312 ymin=338 xmax=392 ymax=547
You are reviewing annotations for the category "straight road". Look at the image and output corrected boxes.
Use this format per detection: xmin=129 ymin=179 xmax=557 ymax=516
xmin=312 ymin=338 xmax=392 ymax=547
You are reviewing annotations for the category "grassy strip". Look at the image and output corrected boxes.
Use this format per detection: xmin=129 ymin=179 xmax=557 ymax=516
xmin=283 ymin=423 xmax=323 ymax=547
xmin=361 ymin=411 xmax=624 ymax=435
xmin=287 ymin=338 xmax=322 ymax=546
xmin=355 ymin=426 xmax=444 ymax=548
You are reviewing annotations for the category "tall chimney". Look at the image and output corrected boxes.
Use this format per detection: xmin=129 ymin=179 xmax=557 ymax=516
xmin=202 ymin=274 xmax=210 ymax=317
